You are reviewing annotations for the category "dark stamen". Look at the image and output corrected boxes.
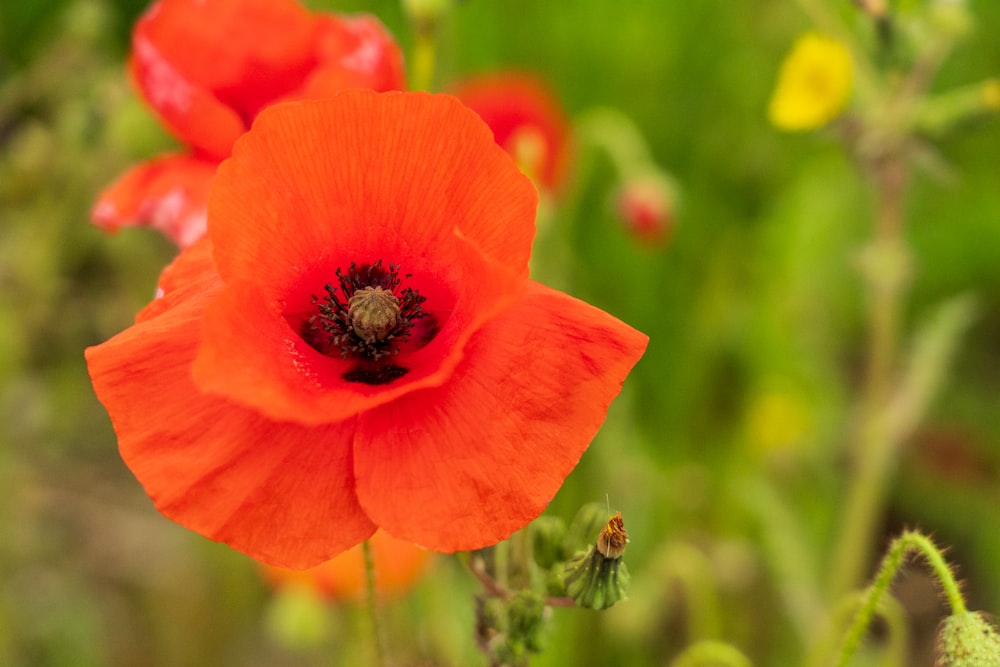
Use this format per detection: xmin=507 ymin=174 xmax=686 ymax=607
xmin=303 ymin=260 xmax=427 ymax=366
xmin=342 ymin=365 xmax=410 ymax=386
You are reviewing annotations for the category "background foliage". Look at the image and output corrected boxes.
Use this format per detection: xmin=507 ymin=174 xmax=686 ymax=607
xmin=3 ymin=0 xmax=1000 ymax=665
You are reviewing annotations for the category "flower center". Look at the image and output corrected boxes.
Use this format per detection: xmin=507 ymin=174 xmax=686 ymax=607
xmin=348 ymin=286 xmax=401 ymax=343
xmin=303 ymin=260 xmax=427 ymax=385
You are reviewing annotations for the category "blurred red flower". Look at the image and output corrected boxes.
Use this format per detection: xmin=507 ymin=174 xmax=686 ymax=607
xmin=92 ymin=0 xmax=405 ymax=246
xmin=262 ymin=530 xmax=432 ymax=599
xmin=451 ymin=72 xmax=571 ymax=195
xmin=86 ymin=91 xmax=647 ymax=569
xmin=616 ymin=171 xmax=678 ymax=247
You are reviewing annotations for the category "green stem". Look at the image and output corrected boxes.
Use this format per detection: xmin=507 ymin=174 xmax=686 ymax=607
xmin=410 ymin=27 xmax=437 ymax=92
xmin=362 ymin=539 xmax=387 ymax=667
xmin=573 ymin=107 xmax=657 ymax=179
xmin=829 ymin=153 xmax=910 ymax=599
xmin=835 ymin=530 xmax=967 ymax=667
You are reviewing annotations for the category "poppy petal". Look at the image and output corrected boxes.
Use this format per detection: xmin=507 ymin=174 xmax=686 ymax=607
xmin=86 ymin=250 xmax=376 ymax=568
xmin=91 ymin=154 xmax=216 ymax=247
xmin=194 ymin=92 xmax=540 ymax=425
xmin=302 ymin=14 xmax=406 ymax=95
xmin=192 ymin=232 xmax=524 ymax=426
xmin=208 ymin=91 xmax=537 ymax=294
xmin=452 ymin=73 xmax=572 ymax=192
xmin=129 ymin=40 xmax=246 ymax=160
xmin=352 ymin=281 xmax=649 ymax=551
xmin=131 ymin=0 xmax=318 ymax=157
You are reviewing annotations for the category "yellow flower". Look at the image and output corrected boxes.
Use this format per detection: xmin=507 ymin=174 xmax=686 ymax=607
xmin=768 ymin=33 xmax=853 ymax=131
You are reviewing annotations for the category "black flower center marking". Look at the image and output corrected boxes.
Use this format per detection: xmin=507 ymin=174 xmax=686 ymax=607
xmin=302 ymin=260 xmax=427 ymax=385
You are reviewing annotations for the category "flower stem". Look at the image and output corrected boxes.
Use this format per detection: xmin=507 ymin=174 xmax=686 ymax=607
xmin=410 ymin=26 xmax=437 ymax=92
xmin=835 ymin=530 xmax=967 ymax=667
xmin=829 ymin=152 xmax=910 ymax=600
xmin=362 ymin=539 xmax=387 ymax=667
xmin=467 ymin=552 xmax=576 ymax=607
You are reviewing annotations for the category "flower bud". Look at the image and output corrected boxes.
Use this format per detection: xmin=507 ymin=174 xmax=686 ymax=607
xmin=530 ymin=515 xmax=568 ymax=569
xmin=508 ymin=591 xmax=547 ymax=653
xmin=935 ymin=611 xmax=1000 ymax=667
xmin=475 ymin=591 xmax=548 ymax=664
xmin=616 ymin=170 xmax=678 ymax=246
xmin=561 ymin=512 xmax=631 ymax=610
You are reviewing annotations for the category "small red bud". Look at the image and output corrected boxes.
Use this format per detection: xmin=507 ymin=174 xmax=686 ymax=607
xmin=616 ymin=171 xmax=677 ymax=246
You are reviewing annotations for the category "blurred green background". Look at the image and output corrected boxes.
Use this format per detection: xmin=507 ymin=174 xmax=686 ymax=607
xmin=3 ymin=0 xmax=1000 ymax=665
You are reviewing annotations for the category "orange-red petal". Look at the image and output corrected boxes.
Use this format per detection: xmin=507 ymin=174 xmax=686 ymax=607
xmin=91 ymin=154 xmax=216 ymax=247
xmin=352 ymin=281 xmax=649 ymax=552
xmin=136 ymin=236 xmax=220 ymax=323
xmin=209 ymin=91 xmax=536 ymax=289
xmin=192 ymin=230 xmax=524 ymax=424
xmin=452 ymin=72 xmax=572 ymax=193
xmin=300 ymin=14 xmax=406 ymax=96
xmin=86 ymin=245 xmax=376 ymax=568
xmin=128 ymin=43 xmax=245 ymax=160
xmin=193 ymin=92 xmax=540 ymax=424
xmin=130 ymin=0 xmax=317 ymax=157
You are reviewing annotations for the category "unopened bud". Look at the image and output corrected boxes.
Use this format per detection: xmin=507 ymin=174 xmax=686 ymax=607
xmin=530 ymin=516 xmax=568 ymax=569
xmin=508 ymin=591 xmax=547 ymax=654
xmin=935 ymin=611 xmax=1000 ymax=667
xmin=616 ymin=171 xmax=678 ymax=246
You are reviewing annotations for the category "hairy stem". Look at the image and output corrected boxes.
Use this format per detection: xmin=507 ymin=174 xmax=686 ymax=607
xmin=835 ymin=530 xmax=967 ymax=667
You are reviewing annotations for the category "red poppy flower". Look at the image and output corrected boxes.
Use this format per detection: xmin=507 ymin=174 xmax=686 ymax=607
xmin=451 ymin=72 xmax=571 ymax=194
xmin=262 ymin=530 xmax=432 ymax=599
xmin=92 ymin=0 xmax=405 ymax=247
xmin=86 ymin=90 xmax=647 ymax=569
